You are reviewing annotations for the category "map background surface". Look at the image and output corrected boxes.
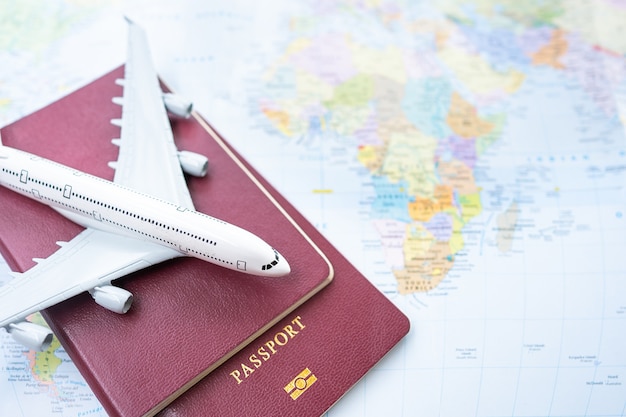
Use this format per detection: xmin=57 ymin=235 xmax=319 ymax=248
xmin=1 ymin=1 xmax=625 ymax=416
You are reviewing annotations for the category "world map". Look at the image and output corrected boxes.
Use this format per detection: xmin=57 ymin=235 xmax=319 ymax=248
xmin=1 ymin=0 xmax=625 ymax=416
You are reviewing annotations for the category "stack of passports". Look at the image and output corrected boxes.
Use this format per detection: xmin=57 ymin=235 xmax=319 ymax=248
xmin=0 ymin=67 xmax=409 ymax=416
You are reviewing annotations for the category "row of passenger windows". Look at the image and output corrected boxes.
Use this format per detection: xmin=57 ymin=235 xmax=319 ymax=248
xmin=188 ymin=247 xmax=233 ymax=266
xmin=75 ymin=190 xmax=220 ymax=247
xmin=2 ymin=168 xmax=61 ymax=192
xmin=6 ymin=183 xmax=92 ymax=218
xmin=5 ymin=161 xmax=229 ymax=230
xmin=3 ymin=170 xmax=219 ymax=249
xmin=70 ymin=193 xmax=219 ymax=247
xmin=31 ymin=178 xmax=62 ymax=192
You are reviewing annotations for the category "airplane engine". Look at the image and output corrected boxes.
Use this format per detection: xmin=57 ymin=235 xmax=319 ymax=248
xmin=162 ymin=93 xmax=193 ymax=118
xmin=178 ymin=150 xmax=209 ymax=177
xmin=8 ymin=321 xmax=54 ymax=351
xmin=91 ymin=285 xmax=133 ymax=314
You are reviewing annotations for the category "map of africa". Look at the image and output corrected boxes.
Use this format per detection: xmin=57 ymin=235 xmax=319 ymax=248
xmin=1 ymin=0 xmax=625 ymax=416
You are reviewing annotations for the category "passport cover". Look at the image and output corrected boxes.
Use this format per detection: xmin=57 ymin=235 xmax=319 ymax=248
xmin=160 ymin=134 xmax=411 ymax=415
xmin=0 ymin=66 xmax=333 ymax=417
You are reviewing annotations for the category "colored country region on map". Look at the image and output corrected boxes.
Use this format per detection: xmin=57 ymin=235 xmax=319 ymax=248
xmin=327 ymin=104 xmax=373 ymax=137
xmin=26 ymin=340 xmax=63 ymax=386
xmin=377 ymin=121 xmax=438 ymax=197
xmin=476 ymin=113 xmax=505 ymax=156
xmin=393 ymin=223 xmax=455 ymax=294
xmin=286 ymin=34 xmax=357 ymax=85
xmin=408 ymin=185 xmax=454 ymax=222
xmin=372 ymin=76 xmax=413 ymax=142
xmin=458 ymin=192 xmax=482 ymax=224
xmin=259 ymin=65 xmax=336 ymax=137
xmin=437 ymin=159 xmax=479 ymax=195
xmin=424 ymin=212 xmax=454 ymax=241
xmin=261 ymin=108 xmax=292 ymax=136
xmin=358 ymin=144 xmax=384 ymax=171
xmin=352 ymin=112 xmax=379 ymax=145
xmin=325 ymin=106 xmax=372 ymax=137
xmin=24 ymin=314 xmax=63 ymax=387
xmin=369 ymin=177 xmax=412 ymax=223
xmin=324 ymin=74 xmax=373 ymax=109
xmin=530 ymin=29 xmax=568 ymax=69
xmin=437 ymin=135 xmax=477 ymax=168
xmin=346 ymin=39 xmax=407 ymax=85
xmin=446 ymin=92 xmax=494 ymax=139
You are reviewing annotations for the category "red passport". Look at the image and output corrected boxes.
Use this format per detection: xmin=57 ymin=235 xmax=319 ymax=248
xmin=160 ymin=150 xmax=411 ymax=416
xmin=0 ymin=66 xmax=333 ymax=416
xmin=0 ymin=67 xmax=410 ymax=416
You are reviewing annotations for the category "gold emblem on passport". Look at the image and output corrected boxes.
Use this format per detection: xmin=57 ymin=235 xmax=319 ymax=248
xmin=284 ymin=368 xmax=317 ymax=400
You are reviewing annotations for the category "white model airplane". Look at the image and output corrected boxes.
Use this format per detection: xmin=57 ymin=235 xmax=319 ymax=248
xmin=0 ymin=19 xmax=290 ymax=351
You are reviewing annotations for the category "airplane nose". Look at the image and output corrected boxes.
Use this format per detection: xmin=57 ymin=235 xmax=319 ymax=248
xmin=269 ymin=249 xmax=291 ymax=277
xmin=275 ymin=257 xmax=291 ymax=276
xmin=258 ymin=247 xmax=291 ymax=277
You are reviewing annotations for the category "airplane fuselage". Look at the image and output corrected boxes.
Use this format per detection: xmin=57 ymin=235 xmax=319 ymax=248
xmin=0 ymin=146 xmax=289 ymax=277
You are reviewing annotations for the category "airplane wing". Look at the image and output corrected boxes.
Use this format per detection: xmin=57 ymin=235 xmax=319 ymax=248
xmin=110 ymin=19 xmax=195 ymax=209
xmin=0 ymin=20 xmax=190 ymax=337
xmin=0 ymin=228 xmax=181 ymax=329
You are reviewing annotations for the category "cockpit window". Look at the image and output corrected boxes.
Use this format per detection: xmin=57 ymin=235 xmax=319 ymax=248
xmin=262 ymin=249 xmax=280 ymax=271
